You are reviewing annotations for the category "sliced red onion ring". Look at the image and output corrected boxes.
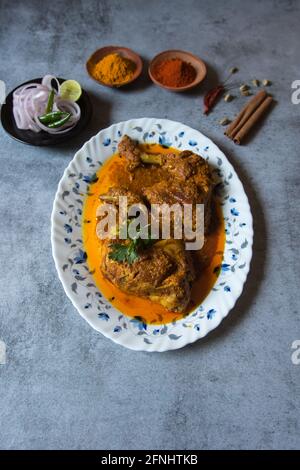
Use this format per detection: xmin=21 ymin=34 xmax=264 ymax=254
xmin=12 ymin=75 xmax=81 ymax=134
xmin=42 ymin=75 xmax=60 ymax=93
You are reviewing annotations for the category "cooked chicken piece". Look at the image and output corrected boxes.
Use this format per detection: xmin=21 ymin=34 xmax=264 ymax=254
xmin=118 ymin=135 xmax=212 ymax=232
xmin=118 ymin=135 xmax=141 ymax=171
xmin=148 ymin=149 xmax=211 ymax=191
xmin=98 ymin=186 xmax=144 ymax=208
xmin=118 ymin=135 xmax=211 ymax=184
xmin=144 ymin=179 xmax=211 ymax=234
xmin=102 ymin=239 xmax=195 ymax=312
xmin=96 ymin=187 xmax=147 ymax=240
xmin=143 ymin=179 xmax=198 ymax=205
xmin=143 ymin=150 xmax=212 ymax=232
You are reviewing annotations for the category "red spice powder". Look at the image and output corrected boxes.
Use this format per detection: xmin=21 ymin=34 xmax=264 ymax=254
xmin=153 ymin=58 xmax=196 ymax=88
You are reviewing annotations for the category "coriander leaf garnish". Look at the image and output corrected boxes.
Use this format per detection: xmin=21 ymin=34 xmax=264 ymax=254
xmin=108 ymin=243 xmax=136 ymax=264
xmin=108 ymin=239 xmax=141 ymax=265
xmin=108 ymin=225 xmax=155 ymax=265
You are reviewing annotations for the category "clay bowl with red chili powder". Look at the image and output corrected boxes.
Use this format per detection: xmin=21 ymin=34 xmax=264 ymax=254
xmin=149 ymin=50 xmax=207 ymax=92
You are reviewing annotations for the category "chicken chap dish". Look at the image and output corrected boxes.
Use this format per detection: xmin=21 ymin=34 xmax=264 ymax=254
xmin=83 ymin=135 xmax=225 ymax=325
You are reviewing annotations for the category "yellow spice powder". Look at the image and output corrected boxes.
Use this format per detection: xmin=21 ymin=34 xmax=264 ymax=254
xmin=92 ymin=53 xmax=136 ymax=86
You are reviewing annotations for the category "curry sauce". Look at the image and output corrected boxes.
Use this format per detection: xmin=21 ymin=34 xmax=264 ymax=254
xmin=83 ymin=144 xmax=225 ymax=325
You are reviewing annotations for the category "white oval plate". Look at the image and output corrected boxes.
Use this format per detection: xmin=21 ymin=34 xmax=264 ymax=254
xmin=51 ymin=118 xmax=253 ymax=352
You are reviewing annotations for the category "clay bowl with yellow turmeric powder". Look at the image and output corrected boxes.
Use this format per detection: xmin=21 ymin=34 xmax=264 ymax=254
xmin=86 ymin=46 xmax=143 ymax=88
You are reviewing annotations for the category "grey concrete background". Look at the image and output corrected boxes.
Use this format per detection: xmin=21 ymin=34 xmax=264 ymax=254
xmin=0 ymin=0 xmax=300 ymax=450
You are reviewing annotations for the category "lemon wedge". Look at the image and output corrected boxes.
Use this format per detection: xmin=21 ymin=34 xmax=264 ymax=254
xmin=60 ymin=80 xmax=82 ymax=102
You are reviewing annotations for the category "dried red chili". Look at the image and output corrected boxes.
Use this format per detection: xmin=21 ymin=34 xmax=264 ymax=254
xmin=203 ymin=85 xmax=224 ymax=114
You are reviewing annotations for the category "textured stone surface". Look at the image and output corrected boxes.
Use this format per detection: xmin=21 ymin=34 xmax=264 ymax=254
xmin=0 ymin=0 xmax=300 ymax=450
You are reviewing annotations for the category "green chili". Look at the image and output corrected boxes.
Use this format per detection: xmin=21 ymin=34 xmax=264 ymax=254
xmin=39 ymin=111 xmax=68 ymax=124
xmin=46 ymin=89 xmax=55 ymax=113
xmin=47 ymin=112 xmax=71 ymax=128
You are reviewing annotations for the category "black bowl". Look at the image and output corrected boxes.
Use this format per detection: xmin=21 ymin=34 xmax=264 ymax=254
xmin=0 ymin=77 xmax=92 ymax=146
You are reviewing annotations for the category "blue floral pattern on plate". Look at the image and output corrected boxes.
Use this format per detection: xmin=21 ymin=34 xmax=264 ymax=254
xmin=51 ymin=118 xmax=253 ymax=352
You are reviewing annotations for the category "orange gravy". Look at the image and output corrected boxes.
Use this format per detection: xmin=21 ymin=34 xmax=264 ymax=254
xmin=83 ymin=144 xmax=225 ymax=325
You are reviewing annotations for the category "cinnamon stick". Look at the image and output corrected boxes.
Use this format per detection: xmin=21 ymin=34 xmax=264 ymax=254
xmin=225 ymin=90 xmax=267 ymax=138
xmin=233 ymin=96 xmax=273 ymax=144
xmin=225 ymin=90 xmax=273 ymax=144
